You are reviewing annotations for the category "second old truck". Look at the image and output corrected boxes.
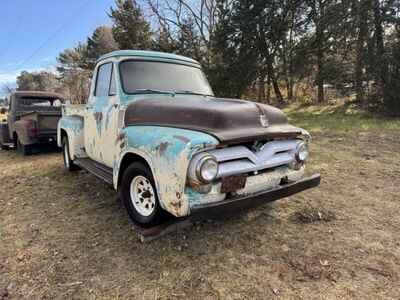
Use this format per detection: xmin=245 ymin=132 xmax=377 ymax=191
xmin=58 ymin=50 xmax=320 ymax=227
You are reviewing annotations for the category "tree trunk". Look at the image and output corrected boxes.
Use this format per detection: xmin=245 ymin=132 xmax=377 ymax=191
xmin=266 ymin=74 xmax=271 ymax=104
xmin=268 ymin=61 xmax=283 ymax=104
xmin=316 ymin=52 xmax=324 ymax=103
xmin=315 ymin=0 xmax=325 ymax=103
xmin=373 ymin=0 xmax=387 ymax=97
xmin=355 ymin=0 xmax=369 ymax=105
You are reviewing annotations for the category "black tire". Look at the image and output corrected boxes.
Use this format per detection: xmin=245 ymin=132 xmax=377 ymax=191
xmin=62 ymin=136 xmax=80 ymax=171
xmin=17 ymin=138 xmax=32 ymax=156
xmin=120 ymin=162 xmax=165 ymax=227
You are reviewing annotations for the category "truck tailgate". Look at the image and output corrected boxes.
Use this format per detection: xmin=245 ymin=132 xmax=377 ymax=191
xmin=20 ymin=111 xmax=61 ymax=132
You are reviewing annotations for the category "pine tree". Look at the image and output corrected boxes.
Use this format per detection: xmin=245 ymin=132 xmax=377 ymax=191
xmin=86 ymin=26 xmax=119 ymax=69
xmin=109 ymin=0 xmax=153 ymax=50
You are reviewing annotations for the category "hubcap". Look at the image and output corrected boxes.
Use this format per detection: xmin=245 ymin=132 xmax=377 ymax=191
xmin=130 ymin=175 xmax=156 ymax=217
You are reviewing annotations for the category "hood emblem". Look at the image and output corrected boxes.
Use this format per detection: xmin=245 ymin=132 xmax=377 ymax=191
xmin=260 ymin=114 xmax=269 ymax=127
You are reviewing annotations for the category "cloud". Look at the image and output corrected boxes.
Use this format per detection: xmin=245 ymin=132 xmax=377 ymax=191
xmin=0 ymin=70 xmax=20 ymax=85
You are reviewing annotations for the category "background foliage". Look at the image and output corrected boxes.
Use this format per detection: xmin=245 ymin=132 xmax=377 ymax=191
xmin=7 ymin=0 xmax=400 ymax=115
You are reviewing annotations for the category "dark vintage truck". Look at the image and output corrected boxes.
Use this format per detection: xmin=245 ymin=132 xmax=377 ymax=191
xmin=58 ymin=50 xmax=321 ymax=227
xmin=0 ymin=91 xmax=64 ymax=154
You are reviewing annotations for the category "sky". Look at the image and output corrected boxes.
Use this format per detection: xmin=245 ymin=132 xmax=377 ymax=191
xmin=0 ymin=0 xmax=116 ymax=97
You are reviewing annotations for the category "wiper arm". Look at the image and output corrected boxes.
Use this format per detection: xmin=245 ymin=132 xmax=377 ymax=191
xmin=134 ymin=89 xmax=176 ymax=96
xmin=174 ymin=90 xmax=212 ymax=97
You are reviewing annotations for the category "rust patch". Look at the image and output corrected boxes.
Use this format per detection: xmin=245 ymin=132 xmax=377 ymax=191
xmin=170 ymin=200 xmax=182 ymax=209
xmin=94 ymin=112 xmax=103 ymax=122
xmin=220 ymin=175 xmax=247 ymax=193
xmin=156 ymin=142 xmax=169 ymax=155
xmin=173 ymin=135 xmax=191 ymax=143
xmin=116 ymin=131 xmax=126 ymax=143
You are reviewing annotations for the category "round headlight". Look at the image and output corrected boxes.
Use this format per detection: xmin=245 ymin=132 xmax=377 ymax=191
xmin=196 ymin=155 xmax=219 ymax=183
xmin=295 ymin=142 xmax=309 ymax=162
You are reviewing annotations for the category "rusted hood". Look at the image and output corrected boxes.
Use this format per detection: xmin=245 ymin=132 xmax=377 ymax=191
xmin=124 ymin=95 xmax=302 ymax=144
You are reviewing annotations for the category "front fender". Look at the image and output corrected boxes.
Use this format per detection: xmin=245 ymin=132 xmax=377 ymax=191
xmin=116 ymin=126 xmax=219 ymax=217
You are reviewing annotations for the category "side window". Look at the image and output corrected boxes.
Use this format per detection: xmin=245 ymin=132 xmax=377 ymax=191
xmin=95 ymin=63 xmax=112 ymax=97
xmin=109 ymin=65 xmax=117 ymax=96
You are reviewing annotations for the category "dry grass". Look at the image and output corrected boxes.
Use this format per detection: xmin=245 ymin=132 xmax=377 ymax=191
xmin=1 ymin=110 xmax=400 ymax=299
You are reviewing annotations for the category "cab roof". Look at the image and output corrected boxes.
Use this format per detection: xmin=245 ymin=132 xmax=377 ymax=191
xmin=13 ymin=91 xmax=64 ymax=99
xmin=98 ymin=50 xmax=200 ymax=65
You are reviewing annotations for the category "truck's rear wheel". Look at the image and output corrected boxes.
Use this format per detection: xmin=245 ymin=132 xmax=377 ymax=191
xmin=62 ymin=136 xmax=80 ymax=171
xmin=120 ymin=162 xmax=164 ymax=227
xmin=17 ymin=137 xmax=32 ymax=155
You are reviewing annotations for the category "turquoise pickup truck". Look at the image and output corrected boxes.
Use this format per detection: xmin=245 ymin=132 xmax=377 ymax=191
xmin=58 ymin=50 xmax=320 ymax=227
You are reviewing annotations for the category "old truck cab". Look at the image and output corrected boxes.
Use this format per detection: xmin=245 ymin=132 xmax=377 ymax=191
xmin=58 ymin=50 xmax=320 ymax=227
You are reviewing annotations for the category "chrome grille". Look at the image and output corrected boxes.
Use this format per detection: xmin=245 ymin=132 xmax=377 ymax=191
xmin=209 ymin=140 xmax=300 ymax=178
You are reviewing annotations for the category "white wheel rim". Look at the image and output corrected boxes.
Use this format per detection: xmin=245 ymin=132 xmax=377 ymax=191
xmin=64 ymin=143 xmax=70 ymax=168
xmin=130 ymin=175 xmax=156 ymax=217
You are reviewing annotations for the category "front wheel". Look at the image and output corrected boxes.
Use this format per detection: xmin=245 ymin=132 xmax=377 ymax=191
xmin=62 ymin=136 xmax=80 ymax=171
xmin=120 ymin=162 xmax=165 ymax=227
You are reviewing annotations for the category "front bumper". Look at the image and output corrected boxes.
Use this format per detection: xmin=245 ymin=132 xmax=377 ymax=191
xmin=190 ymin=173 xmax=321 ymax=219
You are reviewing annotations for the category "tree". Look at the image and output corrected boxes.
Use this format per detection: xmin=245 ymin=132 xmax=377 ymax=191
xmin=16 ymin=71 xmax=60 ymax=92
xmin=86 ymin=26 xmax=119 ymax=69
xmin=109 ymin=0 xmax=153 ymax=50
xmin=57 ymin=43 xmax=91 ymax=103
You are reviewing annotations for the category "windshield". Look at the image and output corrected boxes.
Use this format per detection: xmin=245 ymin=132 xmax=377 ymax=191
xmin=119 ymin=60 xmax=214 ymax=96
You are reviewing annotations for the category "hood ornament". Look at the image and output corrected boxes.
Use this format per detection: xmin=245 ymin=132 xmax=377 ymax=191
xmin=259 ymin=114 xmax=269 ymax=127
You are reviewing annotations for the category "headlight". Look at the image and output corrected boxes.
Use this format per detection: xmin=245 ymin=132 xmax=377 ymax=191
xmin=195 ymin=155 xmax=219 ymax=183
xmin=295 ymin=142 xmax=309 ymax=162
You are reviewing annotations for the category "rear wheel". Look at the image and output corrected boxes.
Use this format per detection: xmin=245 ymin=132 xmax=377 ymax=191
xmin=120 ymin=162 xmax=165 ymax=227
xmin=17 ymin=138 xmax=32 ymax=156
xmin=62 ymin=136 xmax=80 ymax=171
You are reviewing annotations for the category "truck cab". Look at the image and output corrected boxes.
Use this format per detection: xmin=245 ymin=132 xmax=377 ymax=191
xmin=58 ymin=50 xmax=320 ymax=227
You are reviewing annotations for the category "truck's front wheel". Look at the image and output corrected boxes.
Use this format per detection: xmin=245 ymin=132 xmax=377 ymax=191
xmin=120 ymin=162 xmax=164 ymax=227
xmin=62 ymin=136 xmax=80 ymax=171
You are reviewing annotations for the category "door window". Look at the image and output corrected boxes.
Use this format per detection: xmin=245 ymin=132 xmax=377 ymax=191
xmin=95 ymin=63 xmax=113 ymax=97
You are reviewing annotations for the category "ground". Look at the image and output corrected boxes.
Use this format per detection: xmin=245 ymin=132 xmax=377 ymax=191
xmin=1 ymin=105 xmax=400 ymax=299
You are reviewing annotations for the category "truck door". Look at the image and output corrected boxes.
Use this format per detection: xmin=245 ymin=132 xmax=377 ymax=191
xmin=85 ymin=62 xmax=120 ymax=167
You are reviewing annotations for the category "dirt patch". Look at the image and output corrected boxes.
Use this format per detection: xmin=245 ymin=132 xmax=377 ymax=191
xmin=290 ymin=206 xmax=336 ymax=224
xmin=1 ymin=129 xmax=400 ymax=299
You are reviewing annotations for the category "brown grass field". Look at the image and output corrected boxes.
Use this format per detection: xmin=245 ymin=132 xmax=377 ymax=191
xmin=1 ymin=105 xmax=400 ymax=299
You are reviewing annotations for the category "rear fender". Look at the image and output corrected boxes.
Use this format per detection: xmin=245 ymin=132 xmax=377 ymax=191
xmin=58 ymin=116 xmax=85 ymax=158
xmin=14 ymin=120 xmax=34 ymax=145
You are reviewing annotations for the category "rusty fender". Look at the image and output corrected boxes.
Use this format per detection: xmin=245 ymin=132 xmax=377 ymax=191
xmin=115 ymin=126 xmax=219 ymax=217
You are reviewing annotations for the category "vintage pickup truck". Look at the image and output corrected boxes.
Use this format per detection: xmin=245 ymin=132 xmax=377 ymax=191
xmin=0 ymin=91 xmax=64 ymax=154
xmin=58 ymin=50 xmax=320 ymax=227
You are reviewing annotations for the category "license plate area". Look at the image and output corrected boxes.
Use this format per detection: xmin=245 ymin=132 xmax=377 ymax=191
xmin=220 ymin=175 xmax=247 ymax=193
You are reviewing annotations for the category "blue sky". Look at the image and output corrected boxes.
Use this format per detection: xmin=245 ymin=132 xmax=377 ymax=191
xmin=0 ymin=0 xmax=116 ymax=96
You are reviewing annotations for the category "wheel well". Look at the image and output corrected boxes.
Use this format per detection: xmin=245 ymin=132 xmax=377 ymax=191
xmin=60 ymin=129 xmax=67 ymax=140
xmin=117 ymin=153 xmax=152 ymax=187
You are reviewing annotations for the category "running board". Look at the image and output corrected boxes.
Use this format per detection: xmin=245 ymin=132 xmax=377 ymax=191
xmin=75 ymin=158 xmax=113 ymax=185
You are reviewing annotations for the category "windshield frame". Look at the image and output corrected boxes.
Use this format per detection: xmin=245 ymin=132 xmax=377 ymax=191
xmin=118 ymin=59 xmax=214 ymax=97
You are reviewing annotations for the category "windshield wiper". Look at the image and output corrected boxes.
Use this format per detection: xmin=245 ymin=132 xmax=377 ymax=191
xmin=133 ymin=89 xmax=176 ymax=96
xmin=174 ymin=90 xmax=212 ymax=97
